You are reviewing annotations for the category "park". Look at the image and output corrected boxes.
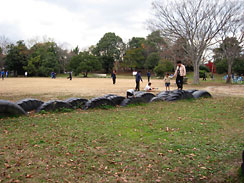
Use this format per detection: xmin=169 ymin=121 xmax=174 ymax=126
xmin=0 ymin=0 xmax=244 ymax=182
xmin=0 ymin=75 xmax=244 ymax=182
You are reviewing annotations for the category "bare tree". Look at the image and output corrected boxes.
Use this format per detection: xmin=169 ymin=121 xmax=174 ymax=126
xmin=0 ymin=35 xmax=11 ymax=55
xmin=149 ymin=0 xmax=243 ymax=84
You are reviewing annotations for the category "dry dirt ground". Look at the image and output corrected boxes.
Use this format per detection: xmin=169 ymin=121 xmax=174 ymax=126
xmin=0 ymin=77 xmax=243 ymax=101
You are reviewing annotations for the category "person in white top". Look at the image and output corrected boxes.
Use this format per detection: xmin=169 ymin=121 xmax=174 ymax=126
xmin=173 ymin=61 xmax=186 ymax=90
xmin=126 ymin=89 xmax=135 ymax=98
xmin=144 ymin=82 xmax=155 ymax=92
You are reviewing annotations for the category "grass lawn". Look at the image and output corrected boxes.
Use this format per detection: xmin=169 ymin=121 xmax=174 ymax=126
xmin=0 ymin=97 xmax=244 ymax=182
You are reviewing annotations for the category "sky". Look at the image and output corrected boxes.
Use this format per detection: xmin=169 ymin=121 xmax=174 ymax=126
xmin=0 ymin=0 xmax=153 ymax=50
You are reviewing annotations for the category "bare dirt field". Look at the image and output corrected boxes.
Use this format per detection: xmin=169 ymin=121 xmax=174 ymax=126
xmin=0 ymin=77 xmax=243 ymax=101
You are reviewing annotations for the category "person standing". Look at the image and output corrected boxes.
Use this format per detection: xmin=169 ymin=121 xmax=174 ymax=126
xmin=164 ymin=73 xmax=171 ymax=91
xmin=174 ymin=61 xmax=186 ymax=90
xmin=6 ymin=71 xmax=8 ymax=78
xmin=147 ymin=71 xmax=151 ymax=82
xmin=203 ymin=72 xmax=207 ymax=81
xmin=67 ymin=72 xmax=72 ymax=80
xmin=111 ymin=70 xmax=117 ymax=84
xmin=1 ymin=70 xmax=4 ymax=80
xmin=135 ymin=71 xmax=143 ymax=91
xmin=25 ymin=72 xmax=28 ymax=77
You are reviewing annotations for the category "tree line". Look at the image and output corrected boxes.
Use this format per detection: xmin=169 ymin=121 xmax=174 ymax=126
xmin=0 ymin=31 xmax=189 ymax=77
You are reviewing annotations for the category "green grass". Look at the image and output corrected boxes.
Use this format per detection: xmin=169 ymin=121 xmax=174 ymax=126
xmin=0 ymin=97 xmax=244 ymax=182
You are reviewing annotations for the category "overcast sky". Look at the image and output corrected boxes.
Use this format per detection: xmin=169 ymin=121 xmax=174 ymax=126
xmin=0 ymin=0 xmax=153 ymax=50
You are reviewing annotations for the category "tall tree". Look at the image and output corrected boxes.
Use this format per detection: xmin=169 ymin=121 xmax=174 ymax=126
xmin=25 ymin=42 xmax=60 ymax=76
xmin=144 ymin=52 xmax=161 ymax=70
xmin=213 ymin=37 xmax=242 ymax=83
xmin=145 ymin=31 xmax=168 ymax=54
xmin=149 ymin=0 xmax=243 ymax=84
xmin=69 ymin=52 xmax=101 ymax=77
xmin=93 ymin=32 xmax=125 ymax=73
xmin=128 ymin=37 xmax=145 ymax=49
xmin=5 ymin=40 xmax=29 ymax=76
xmin=123 ymin=48 xmax=146 ymax=70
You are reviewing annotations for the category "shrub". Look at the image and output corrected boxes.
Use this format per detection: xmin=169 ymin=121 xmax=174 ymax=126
xmin=199 ymin=70 xmax=207 ymax=78
xmin=199 ymin=65 xmax=210 ymax=72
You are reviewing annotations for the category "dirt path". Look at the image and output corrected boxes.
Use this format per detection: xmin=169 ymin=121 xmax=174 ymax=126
xmin=204 ymin=85 xmax=244 ymax=97
xmin=0 ymin=78 xmax=243 ymax=101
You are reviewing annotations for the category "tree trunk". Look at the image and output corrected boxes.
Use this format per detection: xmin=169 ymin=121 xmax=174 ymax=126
xmin=226 ymin=63 xmax=232 ymax=84
xmin=83 ymin=72 xmax=88 ymax=77
xmin=193 ymin=62 xmax=200 ymax=84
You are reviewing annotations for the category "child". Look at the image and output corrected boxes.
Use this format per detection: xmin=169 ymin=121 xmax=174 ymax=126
xmin=144 ymin=82 xmax=155 ymax=92
xmin=126 ymin=89 xmax=135 ymax=98
xmin=164 ymin=73 xmax=171 ymax=91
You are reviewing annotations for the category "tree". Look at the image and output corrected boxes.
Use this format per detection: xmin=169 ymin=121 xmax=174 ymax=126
xmin=145 ymin=31 xmax=168 ymax=54
xmin=144 ymin=52 xmax=161 ymax=70
xmin=150 ymin=0 xmax=243 ymax=84
xmin=0 ymin=47 xmax=4 ymax=69
xmin=123 ymin=48 xmax=146 ymax=70
xmin=69 ymin=52 xmax=101 ymax=77
xmin=128 ymin=37 xmax=145 ymax=49
xmin=0 ymin=35 xmax=11 ymax=55
xmin=72 ymin=46 xmax=80 ymax=55
xmin=25 ymin=42 xmax=60 ymax=76
xmin=215 ymin=59 xmax=228 ymax=74
xmin=233 ymin=57 xmax=244 ymax=75
xmin=57 ymin=47 xmax=71 ymax=74
xmin=215 ymin=37 xmax=242 ymax=83
xmin=5 ymin=40 xmax=29 ymax=76
xmin=99 ymin=56 xmax=114 ymax=74
xmin=154 ymin=59 xmax=174 ymax=77
xmin=169 ymin=38 xmax=191 ymax=66
xmin=93 ymin=32 xmax=125 ymax=73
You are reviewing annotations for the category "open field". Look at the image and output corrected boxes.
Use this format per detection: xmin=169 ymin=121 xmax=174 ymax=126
xmin=1 ymin=76 xmax=244 ymax=182
xmin=0 ymin=77 xmax=244 ymax=102
xmin=0 ymin=97 xmax=244 ymax=182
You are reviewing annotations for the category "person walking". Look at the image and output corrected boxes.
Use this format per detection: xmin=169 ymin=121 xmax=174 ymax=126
xmin=173 ymin=61 xmax=186 ymax=90
xmin=135 ymin=71 xmax=143 ymax=91
xmin=111 ymin=70 xmax=117 ymax=84
xmin=67 ymin=72 xmax=72 ymax=80
xmin=147 ymin=71 xmax=151 ymax=82
xmin=1 ymin=70 xmax=4 ymax=80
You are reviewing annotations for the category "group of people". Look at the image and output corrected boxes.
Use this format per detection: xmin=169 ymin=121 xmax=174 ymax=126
xmin=127 ymin=61 xmax=186 ymax=98
xmin=224 ymin=73 xmax=244 ymax=83
xmin=1 ymin=70 xmax=9 ymax=80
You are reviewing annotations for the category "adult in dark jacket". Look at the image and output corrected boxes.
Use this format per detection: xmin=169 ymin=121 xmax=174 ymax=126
xmin=135 ymin=71 xmax=143 ymax=91
xmin=111 ymin=70 xmax=117 ymax=84
xmin=147 ymin=71 xmax=151 ymax=82
xmin=67 ymin=72 xmax=72 ymax=80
